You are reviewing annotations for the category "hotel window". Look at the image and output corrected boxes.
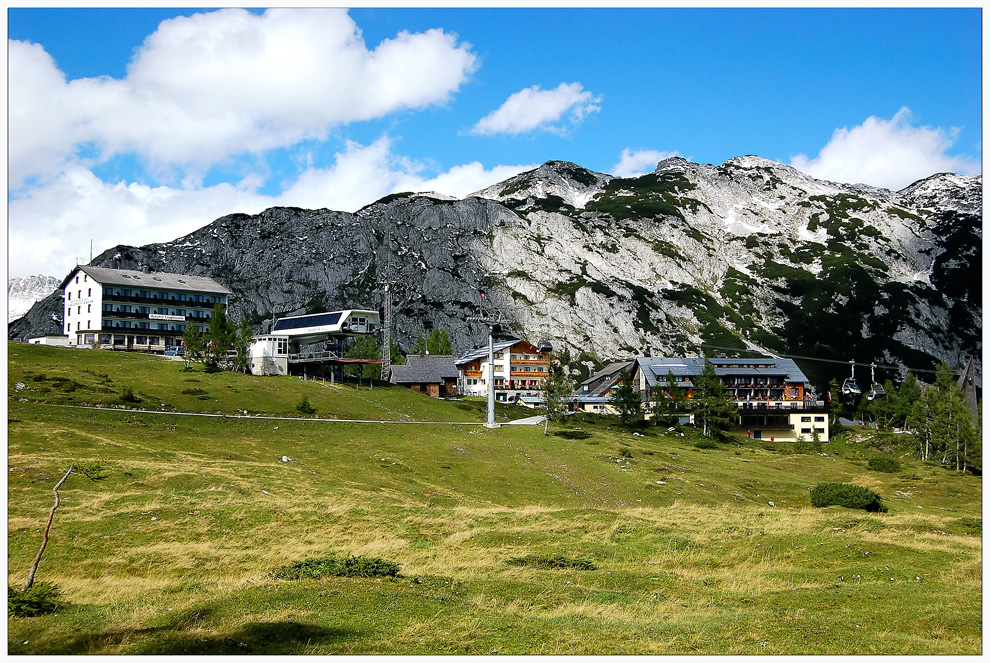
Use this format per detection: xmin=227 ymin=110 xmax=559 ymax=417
xmin=814 ymin=416 xmax=824 ymax=422
xmin=801 ymin=427 xmax=812 ymax=434
xmin=77 ymin=306 xmax=81 ymax=315
xmin=68 ymin=292 xmax=72 ymax=301
xmin=814 ymin=428 xmax=825 ymax=434
xmin=88 ymin=288 xmax=92 ymax=296
xmin=75 ymin=276 xmax=79 ymax=284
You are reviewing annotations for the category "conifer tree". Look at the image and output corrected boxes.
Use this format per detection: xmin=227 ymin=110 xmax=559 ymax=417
xmin=651 ymin=369 xmax=686 ymax=425
xmin=542 ymin=353 xmax=574 ymax=435
xmin=426 ymin=328 xmax=453 ymax=355
xmin=610 ymin=372 xmax=642 ymax=425
xmin=692 ymin=358 xmax=737 ymax=438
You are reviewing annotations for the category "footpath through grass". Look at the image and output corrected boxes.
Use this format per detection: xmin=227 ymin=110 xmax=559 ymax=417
xmin=7 ymin=344 xmax=982 ymax=654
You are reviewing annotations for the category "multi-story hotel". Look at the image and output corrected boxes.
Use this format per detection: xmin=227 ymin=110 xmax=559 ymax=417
xmin=455 ymin=339 xmax=550 ymax=402
xmin=632 ymin=356 xmax=830 ymax=442
xmin=59 ymin=265 xmax=231 ymax=352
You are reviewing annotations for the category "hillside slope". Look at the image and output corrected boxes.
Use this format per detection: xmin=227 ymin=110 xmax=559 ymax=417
xmin=6 ymin=344 xmax=983 ymax=655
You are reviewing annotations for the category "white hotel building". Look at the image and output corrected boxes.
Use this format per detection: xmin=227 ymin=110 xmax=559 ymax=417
xmin=60 ymin=265 xmax=231 ymax=352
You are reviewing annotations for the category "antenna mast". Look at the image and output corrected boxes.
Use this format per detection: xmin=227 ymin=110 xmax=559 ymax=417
xmin=380 ymin=227 xmax=394 ymax=381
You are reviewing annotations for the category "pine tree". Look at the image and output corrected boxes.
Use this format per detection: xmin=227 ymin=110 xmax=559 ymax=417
xmin=907 ymin=362 xmax=979 ymax=472
xmin=692 ymin=358 xmax=737 ymax=438
xmin=234 ymin=317 xmax=254 ymax=373
xmin=206 ymin=303 xmax=234 ymax=370
xmin=345 ymin=335 xmax=379 ymax=380
xmin=541 ymin=353 xmax=574 ymax=435
xmin=426 ymin=328 xmax=453 ymax=355
xmin=182 ymin=324 xmax=206 ymax=365
xmin=411 ymin=333 xmax=428 ymax=355
xmin=651 ymin=369 xmax=686 ymax=425
xmin=610 ymin=373 xmax=642 ymax=425
xmin=389 ymin=339 xmax=405 ymax=366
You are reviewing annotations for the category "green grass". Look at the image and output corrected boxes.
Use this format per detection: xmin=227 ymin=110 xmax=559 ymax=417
xmin=7 ymin=344 xmax=982 ymax=654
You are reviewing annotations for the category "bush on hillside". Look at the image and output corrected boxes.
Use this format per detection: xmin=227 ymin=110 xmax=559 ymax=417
xmin=295 ymin=396 xmax=316 ymax=415
xmin=8 ymin=584 xmax=65 ymax=617
xmin=119 ymin=386 xmax=141 ymax=403
xmin=694 ymin=439 xmax=719 ymax=450
xmin=270 ymin=554 xmax=401 ymax=580
xmin=507 ymin=553 xmax=596 ymax=571
xmin=810 ymin=482 xmax=888 ymax=513
xmin=868 ymin=456 xmax=901 ymax=473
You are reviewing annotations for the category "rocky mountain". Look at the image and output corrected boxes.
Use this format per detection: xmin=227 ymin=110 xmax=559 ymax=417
xmin=9 ymin=156 xmax=981 ymax=388
xmin=7 ymin=275 xmax=60 ymax=323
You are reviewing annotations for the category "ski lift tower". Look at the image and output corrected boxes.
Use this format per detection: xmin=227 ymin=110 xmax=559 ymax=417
xmin=467 ymin=292 xmax=502 ymax=429
xmin=380 ymin=282 xmax=393 ymax=380
xmin=379 ymin=225 xmax=398 ymax=381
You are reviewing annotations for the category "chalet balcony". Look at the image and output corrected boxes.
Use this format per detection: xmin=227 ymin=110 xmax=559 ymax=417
xmin=102 ymin=292 xmax=225 ymax=305
xmin=735 ymin=401 xmax=827 ymax=413
xmin=727 ymin=423 xmax=795 ymax=432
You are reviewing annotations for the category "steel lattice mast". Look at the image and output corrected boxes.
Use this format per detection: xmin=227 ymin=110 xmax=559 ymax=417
xmin=380 ymin=281 xmax=393 ymax=380
xmin=380 ymin=226 xmax=394 ymax=381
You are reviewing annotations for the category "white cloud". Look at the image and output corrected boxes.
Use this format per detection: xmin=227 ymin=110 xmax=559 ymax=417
xmin=790 ymin=107 xmax=981 ymax=190
xmin=8 ymin=8 xmax=477 ymax=189
xmin=471 ymin=82 xmax=601 ymax=136
xmin=611 ymin=148 xmax=681 ymax=178
xmin=8 ymin=138 xmax=533 ymax=279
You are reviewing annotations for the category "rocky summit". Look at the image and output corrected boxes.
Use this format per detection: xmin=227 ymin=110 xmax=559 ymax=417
xmin=10 ymin=156 xmax=981 ymax=386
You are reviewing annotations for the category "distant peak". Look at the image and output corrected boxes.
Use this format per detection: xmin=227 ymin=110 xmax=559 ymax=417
xmin=723 ymin=155 xmax=782 ymax=169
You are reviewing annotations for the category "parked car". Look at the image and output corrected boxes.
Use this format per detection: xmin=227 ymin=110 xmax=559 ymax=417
xmin=164 ymin=347 xmax=185 ymax=356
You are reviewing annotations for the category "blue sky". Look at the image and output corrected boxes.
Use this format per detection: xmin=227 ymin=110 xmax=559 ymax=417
xmin=6 ymin=7 xmax=983 ymax=279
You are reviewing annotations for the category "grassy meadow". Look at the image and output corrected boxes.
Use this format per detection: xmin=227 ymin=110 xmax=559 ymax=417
xmin=7 ymin=343 xmax=982 ymax=654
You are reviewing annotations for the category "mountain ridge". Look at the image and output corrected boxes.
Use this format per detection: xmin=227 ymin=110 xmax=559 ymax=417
xmin=9 ymin=156 xmax=981 ymax=387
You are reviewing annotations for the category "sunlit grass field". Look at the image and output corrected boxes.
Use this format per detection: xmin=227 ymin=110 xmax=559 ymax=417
xmin=7 ymin=343 xmax=982 ymax=654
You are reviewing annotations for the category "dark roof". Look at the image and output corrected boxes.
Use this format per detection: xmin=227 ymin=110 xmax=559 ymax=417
xmin=61 ymin=265 xmax=231 ymax=294
xmin=454 ymin=339 xmax=522 ymax=365
xmin=577 ymin=361 xmax=634 ymax=387
xmin=635 ymin=356 xmax=809 ymax=387
xmin=390 ymin=354 xmax=459 ymax=384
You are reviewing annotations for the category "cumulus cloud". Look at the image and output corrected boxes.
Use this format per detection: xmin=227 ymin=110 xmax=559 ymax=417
xmin=8 ymin=138 xmax=534 ymax=279
xmin=8 ymin=8 xmax=477 ymax=188
xmin=471 ymin=82 xmax=601 ymax=136
xmin=790 ymin=107 xmax=981 ymax=190
xmin=611 ymin=148 xmax=681 ymax=178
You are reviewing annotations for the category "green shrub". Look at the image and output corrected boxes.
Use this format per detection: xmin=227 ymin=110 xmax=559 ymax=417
xmin=8 ymin=584 xmax=65 ymax=617
xmin=507 ymin=553 xmax=596 ymax=571
xmin=119 ymin=386 xmax=141 ymax=403
xmin=810 ymin=482 xmax=888 ymax=513
xmin=694 ymin=439 xmax=719 ymax=450
xmin=868 ymin=456 xmax=901 ymax=473
xmin=271 ymin=554 xmax=401 ymax=580
xmin=295 ymin=396 xmax=316 ymax=415
xmin=76 ymin=460 xmax=111 ymax=481
xmin=957 ymin=517 xmax=982 ymax=535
